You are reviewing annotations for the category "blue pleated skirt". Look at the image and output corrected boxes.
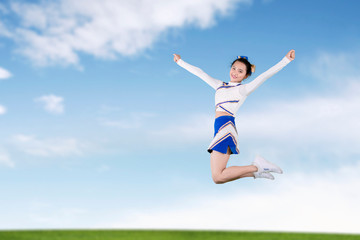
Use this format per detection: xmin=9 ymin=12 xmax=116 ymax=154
xmin=208 ymin=115 xmax=239 ymax=155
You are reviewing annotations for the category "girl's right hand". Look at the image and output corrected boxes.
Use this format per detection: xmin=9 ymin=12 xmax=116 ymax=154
xmin=286 ymin=50 xmax=295 ymax=61
xmin=173 ymin=54 xmax=181 ymax=63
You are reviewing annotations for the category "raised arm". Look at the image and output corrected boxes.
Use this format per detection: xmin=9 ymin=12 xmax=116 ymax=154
xmin=174 ymin=54 xmax=222 ymax=90
xmin=244 ymin=50 xmax=295 ymax=96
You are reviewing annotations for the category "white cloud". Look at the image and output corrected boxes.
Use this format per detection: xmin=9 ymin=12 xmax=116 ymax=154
xmin=0 ymin=20 xmax=12 ymax=38
xmin=5 ymin=0 xmax=251 ymax=66
xmin=148 ymin=113 xmax=213 ymax=144
xmin=100 ymin=111 xmax=156 ymax=129
xmin=11 ymin=134 xmax=84 ymax=157
xmin=24 ymin=200 xmax=88 ymax=228
xmin=237 ymin=84 xmax=360 ymax=145
xmin=0 ymin=3 xmax=8 ymax=14
xmin=105 ymin=161 xmax=360 ymax=233
xmin=0 ymin=150 xmax=14 ymax=168
xmin=97 ymin=81 xmax=359 ymax=157
xmin=97 ymin=164 xmax=110 ymax=173
xmin=35 ymin=94 xmax=64 ymax=114
xmin=0 ymin=67 xmax=12 ymax=79
xmin=306 ymin=50 xmax=360 ymax=83
xmin=98 ymin=111 xmax=213 ymax=152
xmin=0 ymin=105 xmax=6 ymax=115
xmin=110 ymin=82 xmax=359 ymax=157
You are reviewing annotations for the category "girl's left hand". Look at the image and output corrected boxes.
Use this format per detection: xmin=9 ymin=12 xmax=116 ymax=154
xmin=173 ymin=54 xmax=181 ymax=63
xmin=286 ymin=49 xmax=295 ymax=61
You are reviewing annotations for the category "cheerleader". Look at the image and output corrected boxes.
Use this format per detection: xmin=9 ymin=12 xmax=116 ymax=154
xmin=173 ymin=50 xmax=295 ymax=184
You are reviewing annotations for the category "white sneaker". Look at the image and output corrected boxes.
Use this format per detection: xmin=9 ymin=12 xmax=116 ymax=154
xmin=254 ymin=172 xmax=275 ymax=180
xmin=253 ymin=155 xmax=283 ymax=174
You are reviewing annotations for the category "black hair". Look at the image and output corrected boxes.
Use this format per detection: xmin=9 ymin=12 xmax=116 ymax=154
xmin=231 ymin=58 xmax=253 ymax=78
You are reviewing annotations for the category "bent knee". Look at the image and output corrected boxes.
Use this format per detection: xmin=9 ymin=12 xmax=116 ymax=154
xmin=212 ymin=174 xmax=226 ymax=184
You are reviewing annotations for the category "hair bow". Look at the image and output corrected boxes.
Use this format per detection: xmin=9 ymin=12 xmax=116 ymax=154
xmin=237 ymin=56 xmax=248 ymax=60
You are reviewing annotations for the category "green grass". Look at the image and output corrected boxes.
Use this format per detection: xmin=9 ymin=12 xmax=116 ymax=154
xmin=0 ymin=230 xmax=359 ymax=240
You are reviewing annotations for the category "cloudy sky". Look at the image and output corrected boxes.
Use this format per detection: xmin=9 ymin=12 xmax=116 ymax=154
xmin=0 ymin=0 xmax=359 ymax=233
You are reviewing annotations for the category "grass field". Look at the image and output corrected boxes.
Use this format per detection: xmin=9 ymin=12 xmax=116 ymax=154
xmin=0 ymin=230 xmax=359 ymax=240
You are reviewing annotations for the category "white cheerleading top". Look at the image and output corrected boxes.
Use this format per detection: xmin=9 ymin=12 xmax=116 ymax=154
xmin=177 ymin=57 xmax=291 ymax=116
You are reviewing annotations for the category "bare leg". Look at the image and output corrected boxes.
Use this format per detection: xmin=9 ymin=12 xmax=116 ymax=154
xmin=210 ymin=149 xmax=257 ymax=184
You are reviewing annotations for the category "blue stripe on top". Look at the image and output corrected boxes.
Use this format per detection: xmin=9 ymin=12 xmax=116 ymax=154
xmin=216 ymin=100 xmax=239 ymax=107
xmin=215 ymin=100 xmax=240 ymax=116
xmin=218 ymin=105 xmax=233 ymax=115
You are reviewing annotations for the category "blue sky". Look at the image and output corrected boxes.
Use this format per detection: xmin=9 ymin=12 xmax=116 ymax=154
xmin=1 ymin=0 xmax=360 ymax=233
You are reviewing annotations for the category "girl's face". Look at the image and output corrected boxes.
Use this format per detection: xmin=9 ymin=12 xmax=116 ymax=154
xmin=230 ymin=61 xmax=248 ymax=83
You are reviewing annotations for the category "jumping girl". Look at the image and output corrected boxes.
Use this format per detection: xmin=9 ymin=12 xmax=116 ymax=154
xmin=173 ymin=50 xmax=295 ymax=184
